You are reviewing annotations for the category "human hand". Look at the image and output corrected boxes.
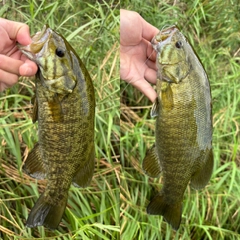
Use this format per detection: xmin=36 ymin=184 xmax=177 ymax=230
xmin=0 ymin=18 xmax=38 ymax=91
xmin=120 ymin=9 xmax=159 ymax=102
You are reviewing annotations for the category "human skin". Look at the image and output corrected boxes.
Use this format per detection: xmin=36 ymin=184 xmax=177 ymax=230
xmin=0 ymin=18 xmax=38 ymax=91
xmin=120 ymin=9 xmax=159 ymax=102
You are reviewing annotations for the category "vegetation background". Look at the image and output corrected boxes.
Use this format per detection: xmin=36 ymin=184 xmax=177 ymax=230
xmin=0 ymin=0 xmax=119 ymax=239
xmin=1 ymin=0 xmax=240 ymax=240
xmin=120 ymin=0 xmax=240 ymax=239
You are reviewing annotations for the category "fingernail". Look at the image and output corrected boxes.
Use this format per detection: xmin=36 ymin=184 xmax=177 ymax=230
xmin=25 ymin=67 xmax=33 ymax=76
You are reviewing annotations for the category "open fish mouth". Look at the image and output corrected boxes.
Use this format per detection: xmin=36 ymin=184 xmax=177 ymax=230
xmin=151 ymin=25 xmax=178 ymax=51
xmin=18 ymin=25 xmax=51 ymax=61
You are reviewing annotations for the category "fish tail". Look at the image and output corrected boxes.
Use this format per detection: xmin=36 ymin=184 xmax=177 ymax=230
xmin=26 ymin=192 xmax=67 ymax=229
xmin=147 ymin=193 xmax=182 ymax=230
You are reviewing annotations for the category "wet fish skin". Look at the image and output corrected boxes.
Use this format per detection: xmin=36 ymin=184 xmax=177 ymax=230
xmin=143 ymin=26 xmax=213 ymax=230
xmin=19 ymin=26 xmax=95 ymax=229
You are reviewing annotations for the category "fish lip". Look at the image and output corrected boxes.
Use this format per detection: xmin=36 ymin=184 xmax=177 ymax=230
xmin=152 ymin=25 xmax=183 ymax=68
xmin=151 ymin=25 xmax=178 ymax=52
xmin=18 ymin=25 xmax=52 ymax=62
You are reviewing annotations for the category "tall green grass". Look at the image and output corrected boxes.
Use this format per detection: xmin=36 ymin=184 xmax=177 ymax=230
xmin=1 ymin=0 xmax=240 ymax=239
xmin=121 ymin=0 xmax=240 ymax=239
xmin=0 ymin=0 xmax=119 ymax=239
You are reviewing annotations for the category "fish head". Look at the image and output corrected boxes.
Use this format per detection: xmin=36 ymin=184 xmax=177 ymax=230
xmin=18 ymin=25 xmax=76 ymax=94
xmin=152 ymin=26 xmax=191 ymax=84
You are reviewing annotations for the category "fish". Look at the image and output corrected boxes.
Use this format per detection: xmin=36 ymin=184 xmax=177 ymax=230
xmin=18 ymin=25 xmax=95 ymax=229
xmin=142 ymin=26 xmax=213 ymax=230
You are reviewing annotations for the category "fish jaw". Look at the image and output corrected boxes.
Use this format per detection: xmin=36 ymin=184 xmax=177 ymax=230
xmin=18 ymin=25 xmax=51 ymax=63
xmin=152 ymin=26 xmax=190 ymax=84
xmin=18 ymin=26 xmax=77 ymax=94
xmin=151 ymin=25 xmax=178 ymax=52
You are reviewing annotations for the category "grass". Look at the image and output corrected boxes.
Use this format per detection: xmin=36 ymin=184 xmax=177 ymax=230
xmin=120 ymin=0 xmax=240 ymax=239
xmin=1 ymin=0 xmax=240 ymax=239
xmin=0 ymin=0 xmax=119 ymax=239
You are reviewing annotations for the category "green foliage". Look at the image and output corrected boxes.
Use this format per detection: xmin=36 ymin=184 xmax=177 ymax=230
xmin=1 ymin=0 xmax=240 ymax=239
xmin=0 ymin=0 xmax=119 ymax=239
xmin=121 ymin=0 xmax=240 ymax=239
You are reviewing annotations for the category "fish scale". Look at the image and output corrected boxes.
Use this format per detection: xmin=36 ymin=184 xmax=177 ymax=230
xmin=18 ymin=25 xmax=95 ymax=229
xmin=143 ymin=26 xmax=213 ymax=230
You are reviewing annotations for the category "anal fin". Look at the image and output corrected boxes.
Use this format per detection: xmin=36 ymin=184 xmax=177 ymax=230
xmin=142 ymin=144 xmax=161 ymax=178
xmin=24 ymin=143 xmax=46 ymax=179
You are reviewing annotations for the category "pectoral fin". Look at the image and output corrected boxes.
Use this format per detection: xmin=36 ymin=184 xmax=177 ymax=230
xmin=72 ymin=144 xmax=95 ymax=188
xmin=23 ymin=143 xmax=46 ymax=179
xmin=161 ymin=82 xmax=174 ymax=111
xmin=190 ymin=148 xmax=213 ymax=190
xmin=31 ymin=95 xmax=38 ymax=123
xmin=151 ymin=98 xmax=160 ymax=118
xmin=48 ymin=94 xmax=64 ymax=122
xmin=142 ymin=144 xmax=161 ymax=178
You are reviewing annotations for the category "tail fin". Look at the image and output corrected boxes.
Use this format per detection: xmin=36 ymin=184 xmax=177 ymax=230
xmin=26 ymin=192 xmax=67 ymax=229
xmin=147 ymin=193 xmax=182 ymax=230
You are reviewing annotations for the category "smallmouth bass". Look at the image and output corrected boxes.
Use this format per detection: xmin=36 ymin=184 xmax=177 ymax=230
xmin=142 ymin=26 xmax=213 ymax=230
xmin=18 ymin=25 xmax=95 ymax=229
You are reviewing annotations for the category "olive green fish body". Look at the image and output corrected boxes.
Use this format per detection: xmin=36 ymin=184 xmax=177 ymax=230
xmin=35 ymin=59 xmax=95 ymax=191
xmin=143 ymin=26 xmax=213 ymax=230
xmin=19 ymin=26 xmax=95 ymax=229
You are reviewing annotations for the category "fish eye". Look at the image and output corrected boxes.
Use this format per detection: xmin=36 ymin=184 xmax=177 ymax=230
xmin=55 ymin=47 xmax=65 ymax=57
xmin=175 ymin=41 xmax=183 ymax=48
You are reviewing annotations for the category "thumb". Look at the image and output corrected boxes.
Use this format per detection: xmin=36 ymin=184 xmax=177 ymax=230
xmin=16 ymin=25 xmax=32 ymax=46
xmin=0 ymin=18 xmax=32 ymax=45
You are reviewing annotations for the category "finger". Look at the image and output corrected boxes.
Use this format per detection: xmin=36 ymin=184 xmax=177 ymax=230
xmin=141 ymin=38 xmax=156 ymax=63
xmin=145 ymin=59 xmax=157 ymax=71
xmin=0 ymin=18 xmax=32 ymax=45
xmin=17 ymin=25 xmax=32 ymax=45
xmin=0 ymin=69 xmax=19 ymax=88
xmin=144 ymin=68 xmax=157 ymax=85
xmin=0 ymin=82 xmax=9 ymax=92
xmin=146 ymin=41 xmax=157 ymax=62
xmin=130 ymin=78 xmax=157 ymax=102
xmin=141 ymin=18 xmax=159 ymax=42
xmin=19 ymin=59 xmax=38 ymax=76
xmin=0 ymin=54 xmax=22 ymax=75
xmin=120 ymin=10 xmax=142 ymax=46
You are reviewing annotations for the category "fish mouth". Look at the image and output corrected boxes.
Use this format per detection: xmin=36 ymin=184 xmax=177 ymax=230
xmin=151 ymin=25 xmax=178 ymax=51
xmin=18 ymin=25 xmax=51 ymax=61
